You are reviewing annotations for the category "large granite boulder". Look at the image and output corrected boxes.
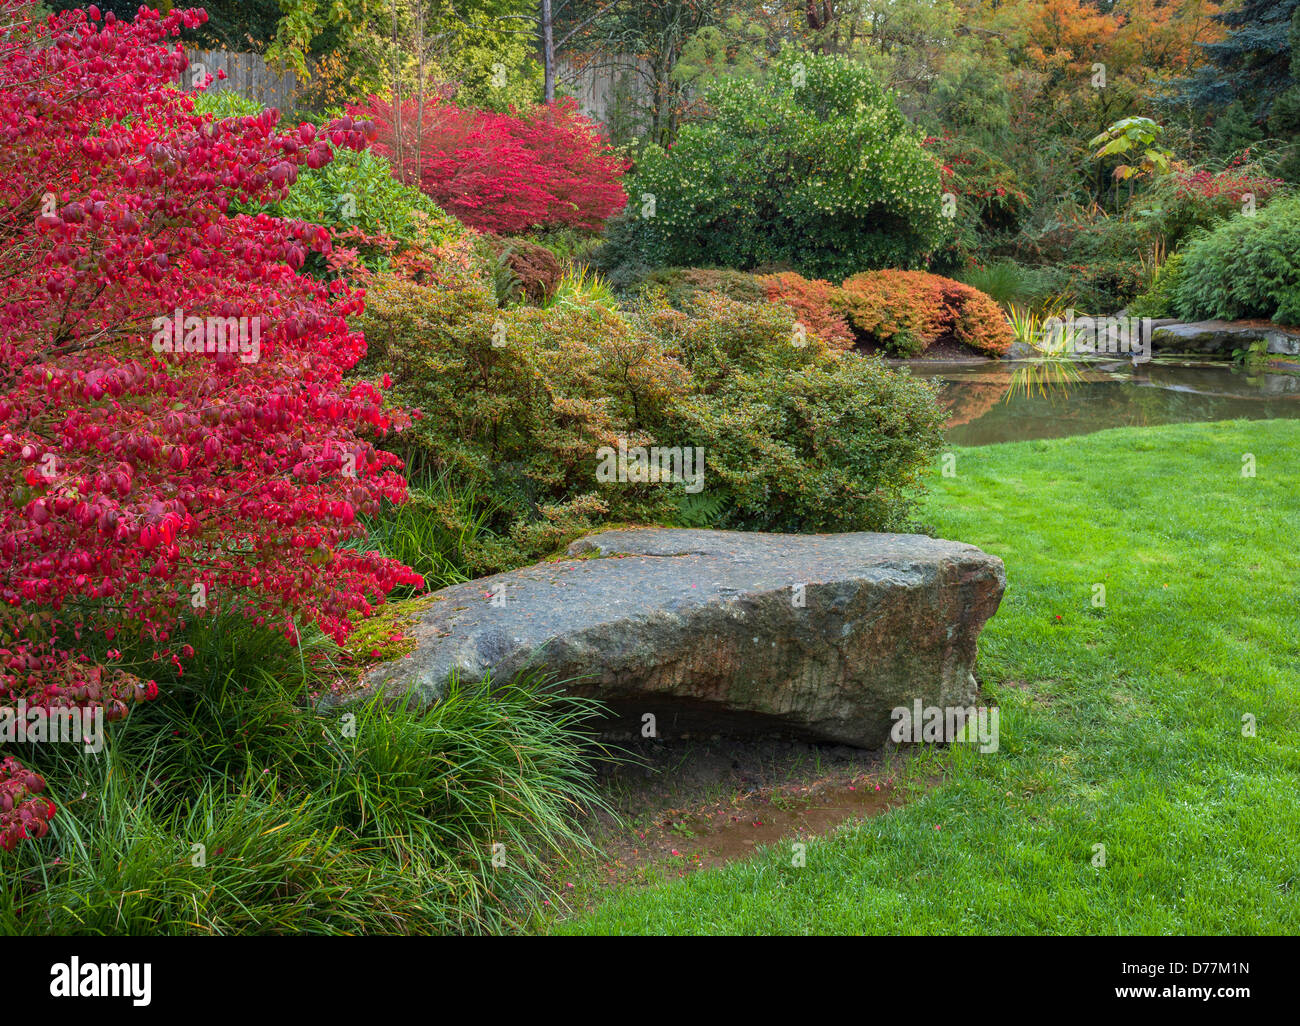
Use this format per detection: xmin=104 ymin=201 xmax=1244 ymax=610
xmin=1151 ymin=320 xmax=1300 ymax=357
xmin=346 ymin=528 xmax=1006 ymax=748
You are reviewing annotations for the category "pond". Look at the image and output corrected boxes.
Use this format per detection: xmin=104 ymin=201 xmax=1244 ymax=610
xmin=902 ymin=359 xmax=1300 ymax=446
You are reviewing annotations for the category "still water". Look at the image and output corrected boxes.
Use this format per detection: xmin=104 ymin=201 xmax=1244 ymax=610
xmin=902 ymin=359 xmax=1300 ymax=446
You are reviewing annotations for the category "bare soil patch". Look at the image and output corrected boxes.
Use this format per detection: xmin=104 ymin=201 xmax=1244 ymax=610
xmin=544 ymin=735 xmax=923 ymax=913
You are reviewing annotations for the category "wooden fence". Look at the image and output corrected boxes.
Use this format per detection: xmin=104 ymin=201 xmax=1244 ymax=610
xmin=180 ymin=50 xmax=297 ymax=112
xmin=555 ymin=55 xmax=652 ymax=126
xmin=178 ymin=49 xmax=644 ymax=128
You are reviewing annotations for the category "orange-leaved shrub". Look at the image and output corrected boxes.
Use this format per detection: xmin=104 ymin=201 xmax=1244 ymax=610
xmin=835 ymin=270 xmax=1012 ymax=357
xmin=759 ymin=272 xmax=854 ymax=350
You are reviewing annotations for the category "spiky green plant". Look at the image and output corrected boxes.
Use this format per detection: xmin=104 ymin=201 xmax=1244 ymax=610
xmin=544 ymin=264 xmax=618 ymax=312
xmin=349 ymin=465 xmax=502 ymax=593
xmin=1005 ymin=299 xmax=1084 ymax=399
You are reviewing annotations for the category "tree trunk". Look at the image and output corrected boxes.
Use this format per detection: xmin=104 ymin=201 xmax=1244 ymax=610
xmin=392 ymin=2 xmax=404 ymax=185
xmin=414 ymin=2 xmax=424 ymax=186
xmin=542 ymin=0 xmax=556 ymax=103
xmin=807 ymin=1 xmax=835 ymax=53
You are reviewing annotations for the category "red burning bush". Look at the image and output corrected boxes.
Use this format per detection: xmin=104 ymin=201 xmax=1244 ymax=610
xmin=356 ymin=94 xmax=628 ymax=234
xmin=0 ymin=0 xmax=420 ymax=849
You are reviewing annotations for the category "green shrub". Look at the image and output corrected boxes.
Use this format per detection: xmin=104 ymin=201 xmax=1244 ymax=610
xmin=193 ymin=90 xmax=461 ymax=273
xmin=589 ymin=209 xmax=657 ymax=293
xmin=1021 ymin=201 xmax=1152 ymax=311
xmin=621 ymin=52 xmax=945 ymax=279
xmin=357 ymin=271 xmax=683 ymax=573
xmin=1171 ymin=194 xmax=1300 ymax=323
xmin=639 ymin=267 xmax=767 ymax=310
xmin=631 ymin=293 xmax=947 ymax=532
xmin=359 ymin=257 xmax=947 ymax=567
xmin=190 ymin=89 xmax=264 ymax=120
xmin=685 ymin=355 xmax=944 ymax=531
xmin=1127 ymin=252 xmax=1186 ymax=319
xmin=276 ymin=146 xmax=462 ymax=257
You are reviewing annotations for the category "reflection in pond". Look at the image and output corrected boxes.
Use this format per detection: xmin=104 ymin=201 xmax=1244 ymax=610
xmin=1002 ymin=304 xmax=1085 ymax=402
xmin=1004 ymin=354 xmax=1083 ymax=402
xmin=901 ymin=360 xmax=1300 ymax=446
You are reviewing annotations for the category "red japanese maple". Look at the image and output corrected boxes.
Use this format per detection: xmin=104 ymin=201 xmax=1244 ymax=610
xmin=355 ymin=94 xmax=628 ymax=234
xmin=0 ymin=1 xmax=419 ymax=850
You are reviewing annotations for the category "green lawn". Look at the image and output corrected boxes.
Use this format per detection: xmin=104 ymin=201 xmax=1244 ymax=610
xmin=551 ymin=418 xmax=1300 ymax=934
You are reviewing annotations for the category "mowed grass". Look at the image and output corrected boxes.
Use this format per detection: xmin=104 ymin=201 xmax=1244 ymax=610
xmin=551 ymin=418 xmax=1300 ymax=934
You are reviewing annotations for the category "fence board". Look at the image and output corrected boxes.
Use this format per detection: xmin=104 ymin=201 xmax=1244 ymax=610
xmin=181 ymin=50 xmax=298 ymax=112
xmin=556 ymin=55 xmax=652 ymax=126
xmin=179 ymin=49 xmax=644 ymax=124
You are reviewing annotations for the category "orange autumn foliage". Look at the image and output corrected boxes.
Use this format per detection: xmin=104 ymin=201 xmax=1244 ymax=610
xmin=836 ymin=270 xmax=1014 ymax=357
xmin=759 ymin=272 xmax=855 ymax=350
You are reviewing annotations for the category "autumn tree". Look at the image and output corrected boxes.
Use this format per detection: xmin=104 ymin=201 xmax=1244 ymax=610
xmin=0 ymin=1 xmax=419 ymax=849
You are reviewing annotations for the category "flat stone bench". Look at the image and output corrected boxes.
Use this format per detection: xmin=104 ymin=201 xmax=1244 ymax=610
xmin=344 ymin=528 xmax=1006 ymax=748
